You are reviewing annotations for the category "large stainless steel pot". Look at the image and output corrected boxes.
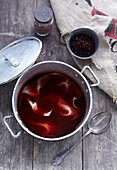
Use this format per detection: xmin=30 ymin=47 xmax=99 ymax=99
xmin=3 ymin=61 xmax=99 ymax=141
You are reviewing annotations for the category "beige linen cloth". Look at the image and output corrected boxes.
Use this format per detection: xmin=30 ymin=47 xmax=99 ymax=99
xmin=50 ymin=0 xmax=117 ymax=103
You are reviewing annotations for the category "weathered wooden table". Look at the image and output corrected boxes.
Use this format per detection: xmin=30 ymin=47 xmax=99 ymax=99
xmin=0 ymin=0 xmax=117 ymax=170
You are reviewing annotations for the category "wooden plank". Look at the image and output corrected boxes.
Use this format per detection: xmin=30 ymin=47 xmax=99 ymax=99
xmin=0 ymin=0 xmax=37 ymax=169
xmin=33 ymin=0 xmax=83 ymax=170
xmin=83 ymin=88 xmax=117 ymax=170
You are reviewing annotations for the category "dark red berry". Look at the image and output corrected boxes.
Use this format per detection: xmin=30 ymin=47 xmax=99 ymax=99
xmin=70 ymin=34 xmax=95 ymax=57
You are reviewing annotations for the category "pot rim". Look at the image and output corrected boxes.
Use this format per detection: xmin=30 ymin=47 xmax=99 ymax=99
xmin=12 ymin=61 xmax=92 ymax=141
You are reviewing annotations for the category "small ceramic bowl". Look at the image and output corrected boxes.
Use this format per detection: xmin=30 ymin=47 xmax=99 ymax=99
xmin=67 ymin=28 xmax=100 ymax=60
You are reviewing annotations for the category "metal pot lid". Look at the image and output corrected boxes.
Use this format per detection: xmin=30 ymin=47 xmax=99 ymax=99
xmin=0 ymin=37 xmax=42 ymax=85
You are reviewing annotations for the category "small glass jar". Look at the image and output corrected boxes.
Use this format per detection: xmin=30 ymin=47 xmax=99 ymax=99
xmin=34 ymin=6 xmax=53 ymax=36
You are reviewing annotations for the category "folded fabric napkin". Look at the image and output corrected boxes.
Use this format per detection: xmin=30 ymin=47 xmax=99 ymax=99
xmin=50 ymin=0 xmax=117 ymax=103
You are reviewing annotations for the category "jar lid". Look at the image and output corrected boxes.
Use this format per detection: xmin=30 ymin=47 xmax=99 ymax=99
xmin=0 ymin=37 xmax=42 ymax=85
xmin=34 ymin=6 xmax=53 ymax=23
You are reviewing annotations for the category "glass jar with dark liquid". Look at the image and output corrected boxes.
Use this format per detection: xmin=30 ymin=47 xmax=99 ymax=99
xmin=34 ymin=6 xmax=53 ymax=36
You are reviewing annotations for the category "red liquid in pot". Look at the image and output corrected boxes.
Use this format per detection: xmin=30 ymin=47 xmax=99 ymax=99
xmin=18 ymin=73 xmax=86 ymax=138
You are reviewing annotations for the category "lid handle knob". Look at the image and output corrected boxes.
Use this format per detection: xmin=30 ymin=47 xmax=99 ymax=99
xmin=4 ymin=55 xmax=20 ymax=67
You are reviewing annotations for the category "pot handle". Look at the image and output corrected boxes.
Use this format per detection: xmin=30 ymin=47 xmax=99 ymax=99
xmin=81 ymin=66 xmax=100 ymax=87
xmin=3 ymin=115 xmax=22 ymax=138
